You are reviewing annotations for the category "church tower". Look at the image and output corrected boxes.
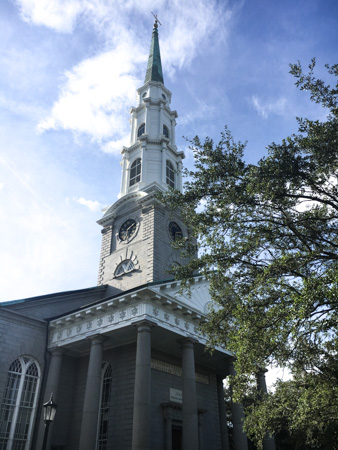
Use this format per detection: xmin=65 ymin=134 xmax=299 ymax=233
xmin=97 ymin=19 xmax=186 ymax=291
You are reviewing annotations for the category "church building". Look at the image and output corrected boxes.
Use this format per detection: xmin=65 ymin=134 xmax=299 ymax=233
xmin=0 ymin=20 xmax=256 ymax=450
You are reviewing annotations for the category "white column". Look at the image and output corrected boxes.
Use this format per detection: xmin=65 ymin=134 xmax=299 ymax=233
xmin=181 ymin=338 xmax=199 ymax=450
xmin=171 ymin=118 xmax=176 ymax=146
xmin=177 ymin=161 xmax=183 ymax=192
xmin=159 ymin=103 xmax=164 ymax=138
xmin=141 ymin=145 xmax=147 ymax=186
xmin=79 ymin=335 xmax=105 ymax=450
xmin=144 ymin=104 xmax=149 ymax=134
xmin=131 ymin=110 xmax=136 ymax=144
xmin=162 ymin=145 xmax=167 ymax=185
xmin=120 ymin=154 xmax=127 ymax=197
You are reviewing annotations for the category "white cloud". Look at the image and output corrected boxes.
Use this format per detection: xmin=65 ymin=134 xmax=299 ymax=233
xmin=74 ymin=196 xmax=102 ymax=211
xmin=0 ymin=182 xmax=4 ymax=190
xmin=160 ymin=0 xmax=232 ymax=76
xmin=180 ymin=100 xmax=217 ymax=126
xmin=0 ymin=93 xmax=46 ymax=121
xmin=251 ymin=95 xmax=288 ymax=119
xmin=37 ymin=43 xmax=144 ymax=144
xmin=0 ymin=204 xmax=99 ymax=301
xmin=101 ymin=134 xmax=130 ymax=154
xmin=19 ymin=0 xmax=233 ymax=150
xmin=15 ymin=0 xmax=83 ymax=33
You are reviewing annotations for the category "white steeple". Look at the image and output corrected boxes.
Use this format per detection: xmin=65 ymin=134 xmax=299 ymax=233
xmin=118 ymin=20 xmax=184 ymax=198
xmin=97 ymin=20 xmax=188 ymax=291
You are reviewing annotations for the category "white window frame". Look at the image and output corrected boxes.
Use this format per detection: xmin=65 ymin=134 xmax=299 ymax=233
xmin=96 ymin=363 xmax=113 ymax=450
xmin=166 ymin=160 xmax=175 ymax=188
xmin=0 ymin=356 xmax=40 ymax=450
xmin=114 ymin=259 xmax=135 ymax=277
xmin=129 ymin=158 xmax=141 ymax=187
xmin=137 ymin=123 xmax=145 ymax=137
xmin=163 ymin=124 xmax=169 ymax=138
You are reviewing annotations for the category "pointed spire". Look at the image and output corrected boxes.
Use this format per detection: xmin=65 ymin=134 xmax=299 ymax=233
xmin=144 ymin=18 xmax=164 ymax=84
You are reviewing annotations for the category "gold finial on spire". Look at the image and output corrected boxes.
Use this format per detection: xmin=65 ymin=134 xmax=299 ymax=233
xmin=151 ymin=11 xmax=162 ymax=28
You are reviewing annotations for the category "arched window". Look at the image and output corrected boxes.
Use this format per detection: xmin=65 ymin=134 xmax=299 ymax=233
xmin=166 ymin=160 xmax=175 ymax=188
xmin=163 ymin=125 xmax=169 ymax=138
xmin=130 ymin=158 xmax=141 ymax=186
xmin=0 ymin=357 xmax=40 ymax=450
xmin=97 ymin=363 xmax=112 ymax=450
xmin=137 ymin=123 xmax=145 ymax=137
xmin=115 ymin=259 xmax=135 ymax=277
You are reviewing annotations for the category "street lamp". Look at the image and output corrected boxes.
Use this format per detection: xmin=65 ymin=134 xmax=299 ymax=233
xmin=42 ymin=394 xmax=57 ymax=450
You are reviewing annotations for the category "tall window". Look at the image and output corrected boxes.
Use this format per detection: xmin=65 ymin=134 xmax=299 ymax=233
xmin=130 ymin=158 xmax=141 ymax=186
xmin=137 ymin=123 xmax=145 ymax=137
xmin=0 ymin=357 xmax=40 ymax=450
xmin=97 ymin=364 xmax=112 ymax=450
xmin=163 ymin=125 xmax=169 ymax=138
xmin=166 ymin=160 xmax=175 ymax=188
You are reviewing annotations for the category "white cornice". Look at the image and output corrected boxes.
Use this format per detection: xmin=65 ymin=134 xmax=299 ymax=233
xmin=49 ymin=287 xmax=205 ymax=348
xmin=136 ymin=81 xmax=172 ymax=98
xmin=48 ymin=282 xmax=231 ymax=358
xmin=97 ymin=191 xmax=148 ymax=226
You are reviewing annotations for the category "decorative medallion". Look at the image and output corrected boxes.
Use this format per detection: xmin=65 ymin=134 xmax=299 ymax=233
xmin=108 ymin=314 xmax=114 ymax=323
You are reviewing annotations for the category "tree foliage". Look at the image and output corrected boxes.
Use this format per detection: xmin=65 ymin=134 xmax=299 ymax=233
xmin=163 ymin=60 xmax=338 ymax=448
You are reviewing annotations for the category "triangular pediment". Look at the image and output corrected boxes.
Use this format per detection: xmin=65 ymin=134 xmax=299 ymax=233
xmin=149 ymin=276 xmax=212 ymax=315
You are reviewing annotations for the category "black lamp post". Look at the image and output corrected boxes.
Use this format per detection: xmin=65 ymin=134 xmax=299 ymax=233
xmin=42 ymin=394 xmax=57 ymax=450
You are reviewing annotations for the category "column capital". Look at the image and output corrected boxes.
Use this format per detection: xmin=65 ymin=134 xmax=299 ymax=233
xmin=257 ymin=367 xmax=268 ymax=376
xmin=177 ymin=337 xmax=198 ymax=348
xmin=86 ymin=334 xmax=107 ymax=346
xmin=133 ymin=319 xmax=157 ymax=332
xmin=49 ymin=347 xmax=65 ymax=357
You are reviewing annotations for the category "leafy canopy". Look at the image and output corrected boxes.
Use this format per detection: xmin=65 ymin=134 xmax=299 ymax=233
xmin=163 ymin=60 xmax=338 ymax=448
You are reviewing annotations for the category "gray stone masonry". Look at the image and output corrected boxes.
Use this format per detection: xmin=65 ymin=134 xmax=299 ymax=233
xmin=98 ymin=226 xmax=113 ymax=285
xmin=97 ymin=196 xmax=190 ymax=292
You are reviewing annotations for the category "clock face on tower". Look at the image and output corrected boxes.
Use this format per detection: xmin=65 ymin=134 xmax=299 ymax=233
xmin=168 ymin=221 xmax=182 ymax=241
xmin=119 ymin=219 xmax=137 ymax=242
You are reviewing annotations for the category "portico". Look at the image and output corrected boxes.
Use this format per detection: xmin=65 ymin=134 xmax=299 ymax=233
xmin=42 ymin=278 xmax=237 ymax=449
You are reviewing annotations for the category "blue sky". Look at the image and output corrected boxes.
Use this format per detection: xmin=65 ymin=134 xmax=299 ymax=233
xmin=0 ymin=0 xmax=337 ymax=302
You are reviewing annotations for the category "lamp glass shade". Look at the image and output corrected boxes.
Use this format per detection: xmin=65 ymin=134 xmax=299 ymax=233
xmin=43 ymin=395 xmax=57 ymax=423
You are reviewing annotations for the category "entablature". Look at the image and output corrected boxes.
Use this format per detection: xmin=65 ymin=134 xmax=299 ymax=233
xmin=48 ymin=285 xmax=214 ymax=350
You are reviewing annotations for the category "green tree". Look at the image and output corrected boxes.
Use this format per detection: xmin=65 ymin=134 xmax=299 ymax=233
xmin=163 ymin=60 xmax=338 ymax=449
